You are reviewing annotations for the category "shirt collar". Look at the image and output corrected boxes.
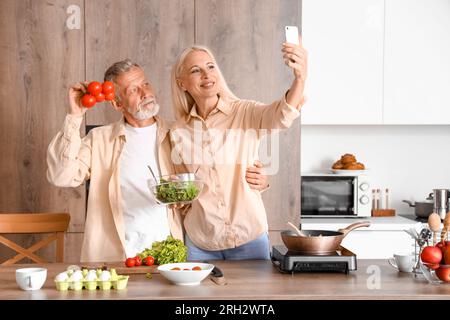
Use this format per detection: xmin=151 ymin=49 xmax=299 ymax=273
xmin=111 ymin=115 xmax=169 ymax=144
xmin=187 ymin=95 xmax=231 ymax=121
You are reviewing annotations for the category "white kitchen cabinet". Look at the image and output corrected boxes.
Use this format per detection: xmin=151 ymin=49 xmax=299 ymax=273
xmin=383 ymin=0 xmax=450 ymax=124
xmin=302 ymin=0 xmax=450 ymax=125
xmin=301 ymin=0 xmax=384 ymax=124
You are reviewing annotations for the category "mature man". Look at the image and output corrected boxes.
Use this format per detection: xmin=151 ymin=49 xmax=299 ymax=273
xmin=47 ymin=59 xmax=267 ymax=262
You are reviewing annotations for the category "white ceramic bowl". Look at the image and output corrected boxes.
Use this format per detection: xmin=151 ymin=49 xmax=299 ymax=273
xmin=16 ymin=267 xmax=47 ymax=290
xmin=157 ymin=262 xmax=213 ymax=286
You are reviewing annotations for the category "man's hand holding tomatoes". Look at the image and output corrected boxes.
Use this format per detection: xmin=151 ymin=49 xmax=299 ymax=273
xmin=68 ymin=82 xmax=89 ymax=116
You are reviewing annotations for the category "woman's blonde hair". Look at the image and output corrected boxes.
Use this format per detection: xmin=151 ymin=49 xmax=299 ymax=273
xmin=171 ymin=45 xmax=239 ymax=119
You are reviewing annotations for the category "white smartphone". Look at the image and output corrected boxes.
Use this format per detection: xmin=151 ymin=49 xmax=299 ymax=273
xmin=285 ymin=26 xmax=299 ymax=45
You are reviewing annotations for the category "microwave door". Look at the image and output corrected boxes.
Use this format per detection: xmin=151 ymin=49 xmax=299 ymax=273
xmin=301 ymin=176 xmax=355 ymax=217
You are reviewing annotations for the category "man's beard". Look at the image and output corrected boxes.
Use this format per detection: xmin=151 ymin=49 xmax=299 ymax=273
xmin=128 ymin=99 xmax=160 ymax=121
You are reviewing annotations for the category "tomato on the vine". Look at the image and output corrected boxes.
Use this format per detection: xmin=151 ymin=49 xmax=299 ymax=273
xmin=87 ymin=81 xmax=102 ymax=96
xmin=102 ymin=81 xmax=114 ymax=94
xmin=104 ymin=92 xmax=115 ymax=101
xmin=95 ymin=92 xmax=105 ymax=102
xmin=81 ymin=94 xmax=96 ymax=108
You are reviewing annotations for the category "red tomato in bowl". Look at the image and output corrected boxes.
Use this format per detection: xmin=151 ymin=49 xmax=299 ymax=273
xmin=81 ymin=94 xmax=96 ymax=108
xmin=192 ymin=266 xmax=202 ymax=271
xmin=87 ymin=81 xmax=102 ymax=96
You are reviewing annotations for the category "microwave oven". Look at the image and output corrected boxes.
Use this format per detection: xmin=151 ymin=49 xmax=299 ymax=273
xmin=301 ymin=172 xmax=372 ymax=217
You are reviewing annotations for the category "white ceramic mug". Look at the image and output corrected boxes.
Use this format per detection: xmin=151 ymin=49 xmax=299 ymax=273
xmin=388 ymin=254 xmax=415 ymax=273
xmin=15 ymin=267 xmax=47 ymax=290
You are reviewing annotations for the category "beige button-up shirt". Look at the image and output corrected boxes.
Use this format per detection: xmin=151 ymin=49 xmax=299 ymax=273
xmin=47 ymin=114 xmax=183 ymax=262
xmin=170 ymin=95 xmax=300 ymax=250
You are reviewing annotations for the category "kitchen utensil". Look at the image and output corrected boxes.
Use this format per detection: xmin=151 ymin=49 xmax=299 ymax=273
xmin=280 ymin=221 xmax=371 ymax=255
xmin=287 ymin=222 xmax=305 ymax=236
xmin=403 ymin=198 xmax=434 ymax=218
xmin=428 ymin=212 xmax=441 ymax=245
xmin=433 ymin=188 xmax=449 ymax=220
xmin=209 ymin=266 xmax=227 ymax=285
xmin=147 ymin=165 xmax=157 ymax=182
xmin=441 ymin=212 xmax=450 ymax=241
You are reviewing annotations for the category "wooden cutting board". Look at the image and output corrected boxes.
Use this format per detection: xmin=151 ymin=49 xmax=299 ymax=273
xmin=78 ymin=263 xmax=160 ymax=274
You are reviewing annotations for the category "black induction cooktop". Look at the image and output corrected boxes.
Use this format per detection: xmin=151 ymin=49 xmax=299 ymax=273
xmin=271 ymin=245 xmax=357 ymax=274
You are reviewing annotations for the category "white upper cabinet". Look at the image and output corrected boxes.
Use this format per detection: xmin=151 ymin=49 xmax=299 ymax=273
xmin=301 ymin=0 xmax=384 ymax=124
xmin=302 ymin=0 xmax=450 ymax=125
xmin=383 ymin=0 xmax=450 ymax=124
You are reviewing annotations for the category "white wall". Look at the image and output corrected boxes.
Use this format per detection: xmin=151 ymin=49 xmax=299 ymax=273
xmin=301 ymin=125 xmax=450 ymax=214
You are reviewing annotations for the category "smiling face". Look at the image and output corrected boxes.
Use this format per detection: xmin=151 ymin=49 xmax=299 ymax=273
xmin=178 ymin=50 xmax=220 ymax=101
xmin=113 ymin=66 xmax=159 ymax=125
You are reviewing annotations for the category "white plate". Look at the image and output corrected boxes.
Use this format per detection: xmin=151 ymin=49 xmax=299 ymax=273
xmin=331 ymin=169 xmax=369 ymax=175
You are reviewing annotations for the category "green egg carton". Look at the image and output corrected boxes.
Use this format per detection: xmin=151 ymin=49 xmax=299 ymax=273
xmin=112 ymin=275 xmax=129 ymax=290
xmin=55 ymin=280 xmax=69 ymax=291
xmin=69 ymin=280 xmax=83 ymax=291
xmin=55 ymin=270 xmax=129 ymax=291
xmin=84 ymin=280 xmax=98 ymax=291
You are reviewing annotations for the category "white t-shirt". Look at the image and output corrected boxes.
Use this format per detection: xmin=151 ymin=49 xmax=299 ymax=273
xmin=120 ymin=122 xmax=170 ymax=258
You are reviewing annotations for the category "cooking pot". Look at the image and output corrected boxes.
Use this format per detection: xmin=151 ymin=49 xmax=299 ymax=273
xmin=281 ymin=221 xmax=371 ymax=255
xmin=402 ymin=197 xmax=434 ymax=218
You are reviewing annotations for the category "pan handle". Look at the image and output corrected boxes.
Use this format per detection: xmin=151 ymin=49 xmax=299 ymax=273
xmin=338 ymin=221 xmax=371 ymax=237
xmin=402 ymin=200 xmax=415 ymax=207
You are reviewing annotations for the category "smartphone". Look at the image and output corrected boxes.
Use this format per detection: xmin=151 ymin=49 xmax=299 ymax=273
xmin=285 ymin=26 xmax=299 ymax=45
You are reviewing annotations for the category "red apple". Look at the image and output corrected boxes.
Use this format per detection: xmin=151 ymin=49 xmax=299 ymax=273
xmin=435 ymin=267 xmax=450 ymax=282
xmin=444 ymin=248 xmax=450 ymax=265
xmin=421 ymin=246 xmax=443 ymax=264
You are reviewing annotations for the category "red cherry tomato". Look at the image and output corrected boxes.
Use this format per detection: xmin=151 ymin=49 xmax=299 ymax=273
xmin=143 ymin=256 xmax=154 ymax=266
xmin=192 ymin=266 xmax=202 ymax=271
xmin=81 ymin=94 xmax=96 ymax=108
xmin=87 ymin=81 xmax=102 ymax=96
xmin=104 ymin=92 xmax=115 ymax=101
xmin=125 ymin=258 xmax=136 ymax=267
xmin=134 ymin=256 xmax=142 ymax=266
xmin=95 ymin=92 xmax=105 ymax=102
xmin=171 ymin=267 xmax=181 ymax=271
xmin=102 ymin=81 xmax=115 ymax=94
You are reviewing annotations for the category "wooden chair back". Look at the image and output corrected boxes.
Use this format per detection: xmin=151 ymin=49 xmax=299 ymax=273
xmin=0 ymin=213 xmax=70 ymax=265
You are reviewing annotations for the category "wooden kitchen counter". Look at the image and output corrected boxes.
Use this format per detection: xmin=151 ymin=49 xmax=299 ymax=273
xmin=1 ymin=260 xmax=450 ymax=300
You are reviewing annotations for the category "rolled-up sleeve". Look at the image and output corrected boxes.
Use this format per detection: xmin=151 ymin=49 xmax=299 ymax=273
xmin=46 ymin=114 xmax=91 ymax=187
xmin=247 ymin=93 xmax=300 ymax=130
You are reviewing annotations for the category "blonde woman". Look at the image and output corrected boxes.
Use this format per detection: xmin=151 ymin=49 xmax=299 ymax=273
xmin=170 ymin=40 xmax=307 ymax=260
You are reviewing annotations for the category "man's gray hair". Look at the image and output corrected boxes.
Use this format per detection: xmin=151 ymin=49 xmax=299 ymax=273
xmin=104 ymin=59 xmax=140 ymax=83
xmin=103 ymin=59 xmax=140 ymax=102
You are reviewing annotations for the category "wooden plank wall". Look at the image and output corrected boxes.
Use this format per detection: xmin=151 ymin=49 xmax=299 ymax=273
xmin=85 ymin=0 xmax=195 ymax=125
xmin=0 ymin=0 xmax=85 ymax=263
xmin=0 ymin=0 xmax=301 ymax=262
